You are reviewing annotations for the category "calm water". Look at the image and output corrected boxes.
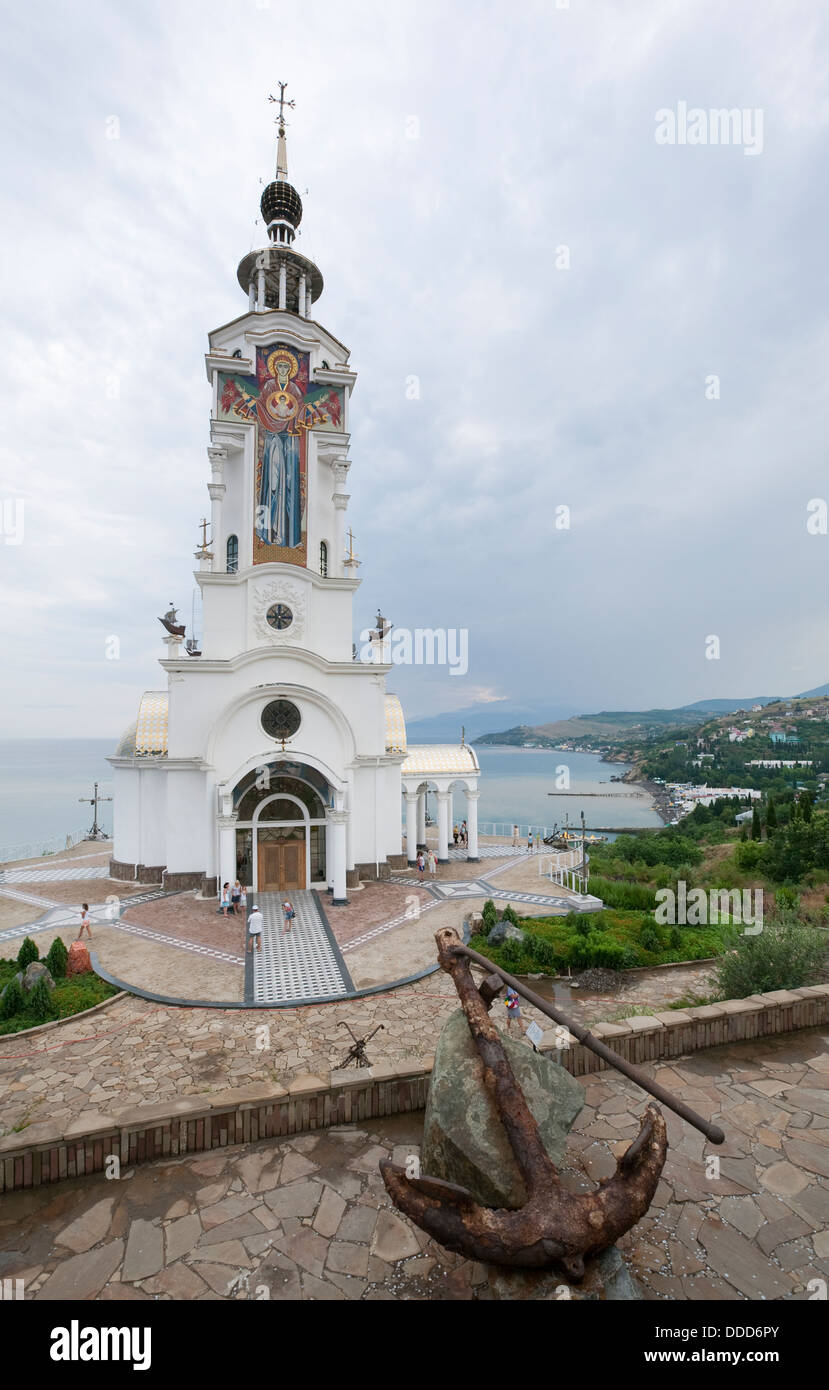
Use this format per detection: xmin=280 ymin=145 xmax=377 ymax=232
xmin=431 ymin=747 xmax=663 ymax=835
xmin=0 ymin=741 xmax=662 ymax=858
xmin=0 ymin=739 xmax=115 ymax=852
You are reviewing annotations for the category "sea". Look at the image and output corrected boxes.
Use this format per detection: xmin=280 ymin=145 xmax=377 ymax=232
xmin=0 ymin=740 xmax=662 ymax=860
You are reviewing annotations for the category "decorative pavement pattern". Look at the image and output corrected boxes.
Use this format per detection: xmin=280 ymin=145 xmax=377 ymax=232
xmin=0 ymin=866 xmax=112 ymax=883
xmin=3 ymin=1032 xmax=828 ymax=1302
xmin=251 ymin=892 xmax=352 ymax=1004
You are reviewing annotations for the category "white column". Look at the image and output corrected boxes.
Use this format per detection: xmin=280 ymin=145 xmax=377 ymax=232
xmin=218 ymin=815 xmax=238 ymax=896
xmin=466 ymin=789 xmax=480 ymax=862
xmin=417 ymin=791 xmax=426 ymax=845
xmin=436 ymin=791 xmax=450 ymax=864
xmin=298 ymin=272 xmax=306 ymax=317
xmin=404 ymin=791 xmax=418 ymax=865
xmin=278 ymin=260 xmax=287 ymax=311
xmin=256 ymin=264 xmax=266 ymax=311
xmin=330 ymin=811 xmax=348 ymax=904
xmin=325 ymin=818 xmax=334 ymax=892
xmin=248 ymin=280 xmax=256 ymax=311
xmin=305 ymin=287 xmax=312 ymax=319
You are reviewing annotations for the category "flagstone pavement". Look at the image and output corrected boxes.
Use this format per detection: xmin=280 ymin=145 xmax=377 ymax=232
xmin=2 ymin=1030 xmax=827 ymax=1302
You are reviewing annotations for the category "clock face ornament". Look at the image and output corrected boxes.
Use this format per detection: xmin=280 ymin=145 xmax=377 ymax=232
xmin=261 ymin=700 xmax=301 ymax=742
xmin=266 ymin=603 xmax=293 ymax=631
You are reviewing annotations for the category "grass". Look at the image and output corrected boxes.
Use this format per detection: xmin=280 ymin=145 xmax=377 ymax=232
xmin=0 ymin=955 xmax=118 ymax=1036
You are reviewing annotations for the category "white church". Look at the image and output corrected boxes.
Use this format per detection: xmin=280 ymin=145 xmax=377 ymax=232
xmin=109 ymin=98 xmax=481 ymax=905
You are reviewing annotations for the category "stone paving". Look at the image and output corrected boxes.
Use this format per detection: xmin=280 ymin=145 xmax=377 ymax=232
xmin=1 ymin=1031 xmax=826 ymax=1301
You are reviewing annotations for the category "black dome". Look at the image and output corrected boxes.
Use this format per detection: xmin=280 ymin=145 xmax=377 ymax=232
xmin=260 ymin=180 xmax=303 ymax=229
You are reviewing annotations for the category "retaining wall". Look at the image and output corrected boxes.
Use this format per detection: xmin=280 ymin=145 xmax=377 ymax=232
xmin=1 ymin=983 xmax=827 ymax=1195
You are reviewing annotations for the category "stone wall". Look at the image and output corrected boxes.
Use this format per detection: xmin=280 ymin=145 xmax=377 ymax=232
xmin=1 ymin=984 xmax=827 ymax=1195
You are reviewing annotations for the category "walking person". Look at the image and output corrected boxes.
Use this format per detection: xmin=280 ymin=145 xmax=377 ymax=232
xmin=78 ymin=903 xmax=92 ymax=939
xmin=512 ymin=824 xmax=519 ymax=848
xmin=461 ymin=820 xmax=468 ymax=848
xmin=220 ymin=882 xmax=232 ymax=916
xmin=416 ymin=851 xmax=425 ymax=877
xmin=282 ymin=898 xmax=296 ymax=934
xmin=504 ymin=986 xmax=524 ymax=1035
xmin=527 ymin=830 xmax=534 ymax=853
xmin=247 ymin=903 xmax=264 ymax=954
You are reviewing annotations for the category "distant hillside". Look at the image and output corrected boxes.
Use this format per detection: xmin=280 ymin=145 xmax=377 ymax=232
xmin=797 ymin=682 xmax=829 ymax=699
xmin=405 ymin=700 xmax=578 ymax=744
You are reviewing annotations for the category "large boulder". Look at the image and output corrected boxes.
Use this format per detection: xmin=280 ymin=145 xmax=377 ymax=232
xmin=487 ymin=921 xmax=525 ymax=948
xmin=420 ymin=1008 xmax=584 ymax=1210
xmin=67 ymin=941 xmax=92 ymax=976
xmin=22 ymin=961 xmax=55 ymax=993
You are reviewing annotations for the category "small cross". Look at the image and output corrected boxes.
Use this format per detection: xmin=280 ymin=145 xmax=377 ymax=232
xmin=268 ymin=82 xmax=295 ymax=130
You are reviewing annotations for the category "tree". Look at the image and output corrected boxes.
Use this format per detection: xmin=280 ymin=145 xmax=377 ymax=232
xmin=751 ymin=806 xmax=762 ymax=841
xmin=45 ymin=937 xmax=68 ymax=980
xmin=16 ymin=937 xmax=39 ymax=970
xmin=766 ymin=797 xmax=777 ymax=832
xmin=801 ymin=792 xmax=813 ymax=823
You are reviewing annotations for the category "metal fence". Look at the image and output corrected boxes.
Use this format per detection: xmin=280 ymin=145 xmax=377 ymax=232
xmin=0 ymin=828 xmax=106 ymax=866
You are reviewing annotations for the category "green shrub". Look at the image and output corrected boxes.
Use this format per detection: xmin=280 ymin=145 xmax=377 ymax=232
xmin=775 ymin=886 xmax=799 ymax=910
xmin=501 ymin=905 xmax=520 ymax=928
xmin=582 ymin=938 xmax=629 ymax=970
xmin=45 ymin=937 xmax=68 ymax=980
xmin=713 ymin=911 xmax=827 ymax=999
xmin=28 ymin=977 xmax=56 ymax=1022
xmin=0 ymin=978 xmax=24 ymax=1020
xmin=588 ymin=876 xmax=656 ymax=910
xmin=669 ymin=926 xmax=682 ymax=951
xmin=529 ymin=938 xmax=558 ymax=972
xmin=16 ymin=938 xmax=39 ymax=970
xmin=639 ymin=923 xmax=662 ymax=953
xmin=574 ymin=916 xmax=592 ymax=938
xmin=481 ymin=899 xmax=497 ymax=931
xmin=499 ymin=938 xmax=523 ymax=970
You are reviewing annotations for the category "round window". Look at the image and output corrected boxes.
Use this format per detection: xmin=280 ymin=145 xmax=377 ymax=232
xmin=261 ymin=700 xmax=301 ymax=741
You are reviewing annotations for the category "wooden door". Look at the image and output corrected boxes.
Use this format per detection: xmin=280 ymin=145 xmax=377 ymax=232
xmin=257 ymin=837 xmax=306 ymax=891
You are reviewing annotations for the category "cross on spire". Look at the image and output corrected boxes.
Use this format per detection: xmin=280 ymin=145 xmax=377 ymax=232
xmin=268 ymin=82 xmax=295 ymax=133
xmin=79 ymin=782 xmax=112 ymax=840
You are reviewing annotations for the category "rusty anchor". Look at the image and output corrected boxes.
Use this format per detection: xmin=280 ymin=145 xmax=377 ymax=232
xmin=380 ymin=928 xmax=723 ymax=1278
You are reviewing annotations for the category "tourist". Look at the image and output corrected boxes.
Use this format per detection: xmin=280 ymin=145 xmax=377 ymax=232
xmin=239 ymin=884 xmax=247 ymax=913
xmin=220 ymin=882 xmax=232 ymax=916
xmin=504 ymin=986 xmax=523 ymax=1034
xmin=231 ymin=879 xmax=242 ymax=913
xmin=428 ymin=848 xmax=437 ymax=876
xmin=416 ymin=851 xmax=425 ymax=876
xmin=247 ymin=904 xmax=264 ymax=953
xmin=461 ymin=819 xmax=468 ymax=847
xmin=527 ymin=830 xmax=534 ymax=853
xmin=512 ymin=824 xmax=519 ymax=847
xmin=282 ymin=898 xmax=296 ymax=934
xmin=78 ymin=903 xmax=92 ymax=939
xmin=453 ymin=823 xmax=459 ymax=846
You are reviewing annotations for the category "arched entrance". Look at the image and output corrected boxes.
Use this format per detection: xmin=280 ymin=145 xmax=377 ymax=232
xmin=232 ymin=764 xmax=331 ymax=893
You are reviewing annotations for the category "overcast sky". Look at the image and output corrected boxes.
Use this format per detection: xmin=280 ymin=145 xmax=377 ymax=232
xmin=2 ymin=0 xmax=829 ymax=738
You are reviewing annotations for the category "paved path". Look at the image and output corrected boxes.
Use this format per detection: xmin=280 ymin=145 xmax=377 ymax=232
xmin=2 ymin=1030 xmax=826 ymax=1302
xmin=251 ymin=892 xmax=352 ymax=1004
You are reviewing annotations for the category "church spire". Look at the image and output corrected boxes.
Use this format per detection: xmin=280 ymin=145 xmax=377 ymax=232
xmin=236 ymin=83 xmax=324 ymax=316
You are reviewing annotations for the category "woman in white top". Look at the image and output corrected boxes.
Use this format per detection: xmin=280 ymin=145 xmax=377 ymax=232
xmin=78 ymin=903 xmax=92 ymax=939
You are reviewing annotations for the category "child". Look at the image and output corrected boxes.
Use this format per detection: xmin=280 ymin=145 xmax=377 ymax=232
xmin=416 ymin=852 xmax=425 ymax=877
xmin=78 ymin=903 xmax=92 ymax=939
xmin=220 ymin=882 xmax=232 ymax=916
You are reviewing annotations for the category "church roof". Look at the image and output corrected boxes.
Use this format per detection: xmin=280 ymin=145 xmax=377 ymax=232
xmin=384 ymin=693 xmax=407 ymax=753
xmin=401 ymin=744 xmax=480 ymax=777
xmin=115 ymin=691 xmax=169 ymax=758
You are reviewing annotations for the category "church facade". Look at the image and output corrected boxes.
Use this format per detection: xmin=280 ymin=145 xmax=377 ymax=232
xmin=109 ymin=103 xmax=481 ymax=903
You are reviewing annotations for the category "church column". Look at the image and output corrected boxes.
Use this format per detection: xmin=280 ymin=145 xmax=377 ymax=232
xmin=332 ymin=461 xmax=350 ymax=577
xmin=325 ymin=818 xmax=334 ymax=893
xmin=436 ymin=791 xmax=450 ymax=864
xmin=305 ymin=287 xmax=312 ymax=319
xmin=218 ymin=814 xmax=238 ymax=895
xmin=298 ymin=272 xmax=306 ymax=317
xmin=207 ymin=447 xmax=226 ymax=570
xmin=404 ymin=791 xmax=418 ymax=866
xmin=278 ymin=260 xmax=287 ymax=311
xmin=248 ymin=280 xmax=256 ymax=311
xmin=417 ymin=790 xmax=426 ymax=847
xmin=256 ymin=262 xmax=266 ymax=311
xmin=329 ymin=811 xmax=348 ymax=905
xmin=466 ymin=789 xmax=480 ymax=863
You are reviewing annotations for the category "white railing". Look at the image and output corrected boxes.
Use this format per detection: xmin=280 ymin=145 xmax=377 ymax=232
xmin=478 ymin=822 xmax=566 ymax=844
xmin=0 ymin=828 xmax=105 ymax=866
xmin=539 ymin=850 xmax=590 ymax=895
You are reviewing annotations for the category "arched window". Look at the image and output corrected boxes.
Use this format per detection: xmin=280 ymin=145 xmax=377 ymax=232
xmin=319 ymin=540 xmax=328 ymax=577
xmin=226 ymin=534 xmax=239 ymax=574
